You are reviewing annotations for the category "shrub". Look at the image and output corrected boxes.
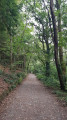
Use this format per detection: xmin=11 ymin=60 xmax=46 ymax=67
xmin=4 ymin=72 xmax=26 ymax=87
xmin=16 ymin=72 xmax=26 ymax=78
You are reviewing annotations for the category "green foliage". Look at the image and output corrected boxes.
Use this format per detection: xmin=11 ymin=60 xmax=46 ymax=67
xmin=53 ymin=90 xmax=67 ymax=104
xmin=0 ymin=0 xmax=19 ymax=34
xmin=36 ymin=72 xmax=60 ymax=89
xmin=17 ymin=76 xmax=22 ymax=85
xmin=0 ymin=0 xmax=19 ymax=65
xmin=4 ymin=73 xmax=18 ymax=84
xmin=0 ymin=70 xmax=26 ymax=102
xmin=16 ymin=72 xmax=26 ymax=78
xmin=4 ymin=72 xmax=26 ymax=88
xmin=32 ymin=59 xmax=67 ymax=104
xmin=32 ymin=62 xmax=60 ymax=89
xmin=0 ymin=0 xmax=67 ymax=93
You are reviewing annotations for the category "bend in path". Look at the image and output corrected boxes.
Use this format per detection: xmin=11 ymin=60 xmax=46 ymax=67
xmin=0 ymin=74 xmax=67 ymax=120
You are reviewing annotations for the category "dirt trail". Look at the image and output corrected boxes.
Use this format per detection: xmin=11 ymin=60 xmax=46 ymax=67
xmin=0 ymin=74 xmax=67 ymax=120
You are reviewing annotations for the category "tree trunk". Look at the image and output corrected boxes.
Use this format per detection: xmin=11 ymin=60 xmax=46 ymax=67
xmin=56 ymin=0 xmax=66 ymax=88
xmin=10 ymin=36 xmax=13 ymax=66
xmin=45 ymin=39 xmax=50 ymax=77
xmin=23 ymin=55 xmax=26 ymax=71
xmin=43 ymin=24 xmax=50 ymax=77
xmin=50 ymin=0 xmax=66 ymax=90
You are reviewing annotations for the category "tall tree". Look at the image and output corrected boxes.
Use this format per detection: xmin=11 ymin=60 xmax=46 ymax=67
xmin=50 ymin=0 xmax=66 ymax=90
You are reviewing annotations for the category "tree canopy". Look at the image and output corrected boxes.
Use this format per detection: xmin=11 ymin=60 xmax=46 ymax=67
xmin=0 ymin=0 xmax=67 ymax=91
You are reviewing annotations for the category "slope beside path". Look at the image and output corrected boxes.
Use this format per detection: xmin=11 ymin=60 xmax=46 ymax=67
xmin=0 ymin=74 xmax=67 ymax=120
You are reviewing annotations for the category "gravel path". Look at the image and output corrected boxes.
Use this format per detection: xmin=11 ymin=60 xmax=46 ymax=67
xmin=0 ymin=74 xmax=67 ymax=120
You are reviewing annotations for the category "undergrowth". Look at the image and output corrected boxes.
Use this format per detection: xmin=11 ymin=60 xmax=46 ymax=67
xmin=36 ymin=73 xmax=67 ymax=104
xmin=33 ymin=64 xmax=67 ymax=105
xmin=0 ymin=69 xmax=26 ymax=103
xmin=4 ymin=72 xmax=26 ymax=89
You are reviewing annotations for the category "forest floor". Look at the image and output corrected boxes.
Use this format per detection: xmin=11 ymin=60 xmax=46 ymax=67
xmin=0 ymin=66 xmax=10 ymax=96
xmin=0 ymin=65 xmax=22 ymax=97
xmin=0 ymin=74 xmax=67 ymax=120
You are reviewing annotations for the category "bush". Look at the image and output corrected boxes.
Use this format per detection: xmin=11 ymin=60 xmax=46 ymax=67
xmin=17 ymin=72 xmax=26 ymax=78
xmin=36 ymin=73 xmax=60 ymax=89
xmin=4 ymin=72 xmax=26 ymax=87
xmin=4 ymin=73 xmax=17 ymax=85
xmin=36 ymin=73 xmax=45 ymax=81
